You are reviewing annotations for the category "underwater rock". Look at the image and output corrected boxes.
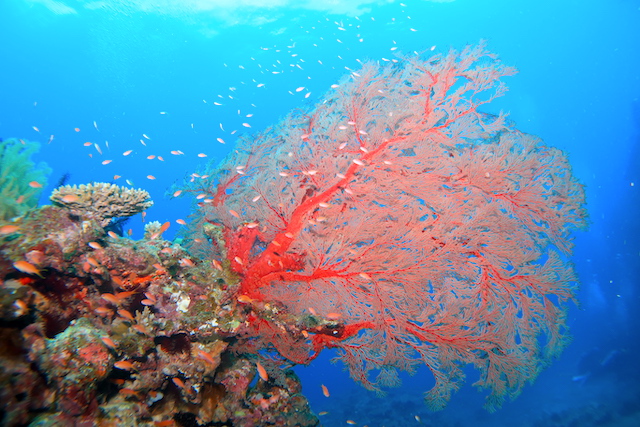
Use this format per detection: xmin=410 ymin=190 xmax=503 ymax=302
xmin=0 ymin=198 xmax=318 ymax=426
xmin=31 ymin=317 xmax=113 ymax=417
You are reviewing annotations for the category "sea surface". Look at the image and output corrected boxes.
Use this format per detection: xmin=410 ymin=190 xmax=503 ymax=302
xmin=1 ymin=1 xmax=639 ymax=426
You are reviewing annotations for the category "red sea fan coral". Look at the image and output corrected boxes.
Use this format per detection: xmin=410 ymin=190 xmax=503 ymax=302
xmin=186 ymin=42 xmax=587 ymax=410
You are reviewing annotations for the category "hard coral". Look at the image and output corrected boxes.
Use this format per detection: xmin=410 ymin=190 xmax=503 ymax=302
xmin=50 ymin=183 xmax=153 ymax=226
xmin=1 ymin=199 xmax=319 ymax=426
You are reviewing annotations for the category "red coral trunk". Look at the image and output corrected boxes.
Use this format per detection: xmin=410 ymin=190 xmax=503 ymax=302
xmin=189 ymin=43 xmax=587 ymax=410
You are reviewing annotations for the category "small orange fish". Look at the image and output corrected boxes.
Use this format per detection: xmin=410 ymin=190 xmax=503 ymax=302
xmin=318 ymin=411 xmax=328 ymax=416
xmin=101 ymin=293 xmax=120 ymax=305
xmin=154 ymin=420 xmax=175 ymax=427
xmin=173 ymin=190 xmax=182 ymax=197
xmin=119 ymin=388 xmax=139 ymax=397
xmin=101 ymin=337 xmax=117 ymax=349
xmin=237 ymin=295 xmax=254 ymax=304
xmin=115 ymin=291 xmax=136 ymax=300
xmin=197 ymin=153 xmax=207 ymax=157
xmin=150 ymin=221 xmax=170 ymax=239
xmin=102 ymin=160 xmax=112 ymax=165
xmin=61 ymin=194 xmax=79 ymax=203
xmin=88 ymin=241 xmax=103 ymax=250
xmin=197 ymin=350 xmax=218 ymax=365
xmin=326 ymin=312 xmax=342 ymax=320
xmin=117 ymin=309 xmax=135 ymax=321
xmin=107 ymin=231 xmax=119 ymax=239
xmin=141 ymin=299 xmax=155 ymax=306
xmin=0 ymin=225 xmax=20 ymax=235
xmin=147 ymin=175 xmax=156 ymax=180
xmin=211 ymin=259 xmax=223 ymax=271
xmin=95 ymin=307 xmax=113 ymax=316
xmin=176 ymin=219 xmax=186 ymax=225
xmin=346 ymin=421 xmax=357 ymax=425
xmin=123 ymin=150 xmax=133 ymax=156
xmin=321 ymin=384 xmax=330 ymax=397
xmin=131 ymin=324 xmax=148 ymax=335
xmin=229 ymin=209 xmax=240 ymax=219
xmin=13 ymin=261 xmax=43 ymax=277
xmin=179 ymin=258 xmax=195 ymax=267
xmin=28 ymin=181 xmax=43 ymax=188
xmin=172 ymin=377 xmax=186 ymax=389
xmin=113 ymin=360 xmax=135 ymax=371
xmin=256 ymin=362 xmax=268 ymax=381
xmin=74 ymin=127 xmax=80 ymax=132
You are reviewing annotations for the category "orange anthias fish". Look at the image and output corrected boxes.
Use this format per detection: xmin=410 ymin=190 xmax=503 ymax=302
xmin=114 ymin=360 xmax=136 ymax=371
xmin=321 ymin=384 xmax=330 ymax=397
xmin=150 ymin=221 xmax=170 ymax=239
xmin=0 ymin=225 xmax=20 ymax=235
xmin=256 ymin=362 xmax=269 ymax=381
xmin=13 ymin=261 xmax=43 ymax=277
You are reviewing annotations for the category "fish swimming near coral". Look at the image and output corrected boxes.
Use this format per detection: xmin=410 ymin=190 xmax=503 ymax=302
xmin=13 ymin=260 xmax=43 ymax=277
xmin=0 ymin=225 xmax=20 ymax=235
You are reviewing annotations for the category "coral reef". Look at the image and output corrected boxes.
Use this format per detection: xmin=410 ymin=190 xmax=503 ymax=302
xmin=0 ymin=201 xmax=318 ymax=426
xmin=50 ymin=183 xmax=153 ymax=226
xmin=0 ymin=138 xmax=51 ymax=221
xmin=1 ymin=43 xmax=588 ymax=424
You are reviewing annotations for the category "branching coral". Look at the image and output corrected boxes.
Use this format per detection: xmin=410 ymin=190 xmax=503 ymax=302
xmin=50 ymin=183 xmax=153 ymax=226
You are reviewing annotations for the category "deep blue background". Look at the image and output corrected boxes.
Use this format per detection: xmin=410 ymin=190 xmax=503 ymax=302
xmin=1 ymin=1 xmax=639 ymax=425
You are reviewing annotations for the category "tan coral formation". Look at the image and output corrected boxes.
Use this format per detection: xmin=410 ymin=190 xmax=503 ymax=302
xmin=50 ymin=183 xmax=153 ymax=225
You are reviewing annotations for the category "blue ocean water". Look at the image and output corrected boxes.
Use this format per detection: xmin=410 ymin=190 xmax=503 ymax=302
xmin=1 ymin=0 xmax=638 ymax=426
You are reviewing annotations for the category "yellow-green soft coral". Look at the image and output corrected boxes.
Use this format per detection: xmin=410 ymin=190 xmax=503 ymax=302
xmin=0 ymin=138 xmax=51 ymax=221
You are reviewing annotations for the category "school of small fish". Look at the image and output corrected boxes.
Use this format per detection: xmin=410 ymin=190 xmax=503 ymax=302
xmin=19 ymin=6 xmax=428 ymax=424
